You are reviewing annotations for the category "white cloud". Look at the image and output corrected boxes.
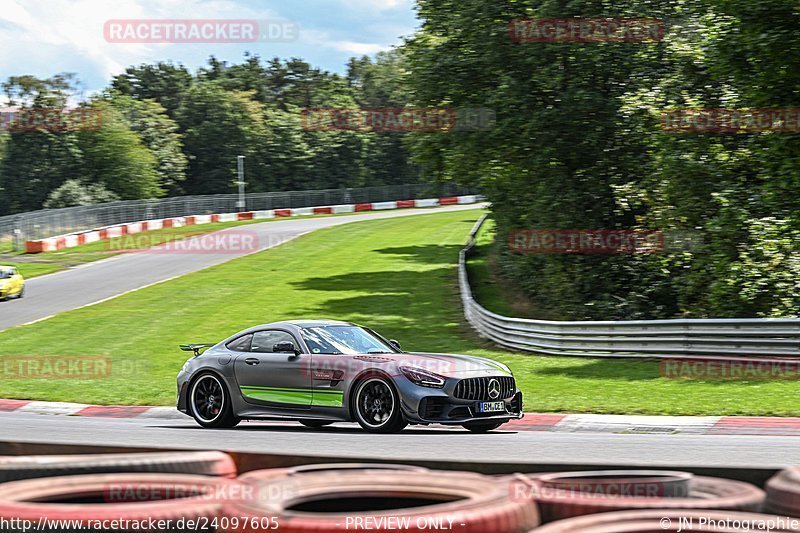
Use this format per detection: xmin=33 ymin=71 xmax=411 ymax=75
xmin=339 ymin=0 xmax=414 ymax=11
xmin=300 ymin=28 xmax=393 ymax=56
xmin=0 ymin=0 xmax=284 ymax=88
xmin=0 ymin=0 xmax=416 ymax=92
xmin=324 ymin=40 xmax=391 ymax=55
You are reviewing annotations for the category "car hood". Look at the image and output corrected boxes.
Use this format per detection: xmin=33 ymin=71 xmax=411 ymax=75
xmin=395 ymin=352 xmax=512 ymax=378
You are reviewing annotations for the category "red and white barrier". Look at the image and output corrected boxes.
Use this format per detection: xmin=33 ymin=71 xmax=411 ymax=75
xmin=414 ymin=198 xmax=439 ymax=208
xmin=24 ymin=195 xmax=484 ymax=253
xmin=331 ymin=204 xmax=355 ymax=214
xmin=143 ymin=220 xmax=163 ymax=231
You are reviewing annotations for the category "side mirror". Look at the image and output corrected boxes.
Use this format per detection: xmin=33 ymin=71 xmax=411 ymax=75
xmin=389 ymin=339 xmax=402 ymax=351
xmin=273 ymin=342 xmax=298 ymax=355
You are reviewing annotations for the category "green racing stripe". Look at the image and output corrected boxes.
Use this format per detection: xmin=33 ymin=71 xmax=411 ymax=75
xmin=240 ymin=385 xmax=344 ymax=407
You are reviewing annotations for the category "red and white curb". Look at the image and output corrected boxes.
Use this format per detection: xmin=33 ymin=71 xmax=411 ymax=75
xmin=25 ymin=195 xmax=482 ymax=253
xmin=2 ymin=399 xmax=800 ymax=435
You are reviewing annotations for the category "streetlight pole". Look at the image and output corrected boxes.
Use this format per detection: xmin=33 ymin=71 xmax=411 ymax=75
xmin=236 ymin=155 xmax=246 ymax=212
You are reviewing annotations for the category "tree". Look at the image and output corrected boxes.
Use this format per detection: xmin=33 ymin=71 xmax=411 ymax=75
xmin=106 ymin=94 xmax=188 ymax=195
xmin=111 ymin=62 xmax=192 ymax=118
xmin=44 ymin=179 xmax=119 ymax=208
xmin=78 ymin=102 xmax=162 ymax=199
xmin=177 ymin=82 xmax=269 ymax=195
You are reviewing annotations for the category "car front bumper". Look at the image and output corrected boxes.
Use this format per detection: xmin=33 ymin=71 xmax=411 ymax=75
xmin=397 ymin=376 xmax=524 ymax=425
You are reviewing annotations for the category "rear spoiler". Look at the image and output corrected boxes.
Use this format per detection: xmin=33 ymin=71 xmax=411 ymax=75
xmin=179 ymin=343 xmax=215 ymax=357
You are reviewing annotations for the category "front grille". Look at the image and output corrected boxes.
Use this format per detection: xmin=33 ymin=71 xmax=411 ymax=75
xmin=454 ymin=376 xmax=515 ymax=401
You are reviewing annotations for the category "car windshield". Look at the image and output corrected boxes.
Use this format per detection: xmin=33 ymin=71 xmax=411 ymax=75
xmin=0 ymin=269 xmax=12 ymax=279
xmin=301 ymin=326 xmax=397 ymax=355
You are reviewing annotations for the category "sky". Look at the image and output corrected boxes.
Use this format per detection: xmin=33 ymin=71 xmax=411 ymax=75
xmin=0 ymin=0 xmax=419 ymax=101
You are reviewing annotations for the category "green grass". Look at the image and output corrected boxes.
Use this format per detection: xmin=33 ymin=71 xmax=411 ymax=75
xmin=0 ymin=209 xmax=393 ymax=280
xmin=0 ymin=208 xmax=797 ymax=416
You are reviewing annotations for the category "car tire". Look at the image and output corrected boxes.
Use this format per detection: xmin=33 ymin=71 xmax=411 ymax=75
xmin=518 ymin=473 xmax=764 ymax=522
xmin=189 ymin=373 xmax=241 ymax=429
xmin=462 ymin=421 xmax=505 ymax=433
xmin=0 ymin=451 xmax=237 ymax=482
xmin=224 ymin=469 xmax=540 ymax=532
xmin=0 ymin=473 xmax=237 ymax=531
xmin=17 ymin=286 xmax=24 ymax=298
xmin=766 ymin=466 xmax=800 ymax=516
xmin=352 ymin=376 xmax=407 ymax=433
xmin=299 ymin=420 xmax=334 ymax=429
xmin=532 ymin=510 xmax=795 ymax=532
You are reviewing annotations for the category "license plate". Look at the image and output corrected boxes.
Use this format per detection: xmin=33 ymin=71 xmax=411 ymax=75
xmin=477 ymin=401 xmax=505 ymax=413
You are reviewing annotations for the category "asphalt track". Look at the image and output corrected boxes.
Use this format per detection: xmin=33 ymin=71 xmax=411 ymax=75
xmin=0 ymin=204 xmax=484 ymax=332
xmin=1 ymin=412 xmax=799 ymax=470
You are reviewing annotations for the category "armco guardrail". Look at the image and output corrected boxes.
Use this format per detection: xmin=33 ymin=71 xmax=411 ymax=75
xmin=0 ymin=183 xmax=475 ymax=246
xmin=459 ymin=215 xmax=800 ymax=358
xmin=24 ymin=195 xmax=484 ymax=253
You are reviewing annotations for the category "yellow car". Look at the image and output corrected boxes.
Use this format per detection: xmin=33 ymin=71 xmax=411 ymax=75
xmin=0 ymin=266 xmax=25 ymax=300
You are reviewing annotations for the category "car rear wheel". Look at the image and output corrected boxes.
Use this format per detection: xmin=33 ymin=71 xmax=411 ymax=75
xmin=16 ymin=286 xmax=24 ymax=298
xmin=353 ymin=377 xmax=407 ymax=433
xmin=462 ymin=421 xmax=505 ymax=433
xmin=189 ymin=373 xmax=240 ymax=429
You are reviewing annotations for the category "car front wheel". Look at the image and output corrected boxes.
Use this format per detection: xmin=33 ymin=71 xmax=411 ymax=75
xmin=189 ymin=373 xmax=240 ymax=429
xmin=353 ymin=377 xmax=407 ymax=433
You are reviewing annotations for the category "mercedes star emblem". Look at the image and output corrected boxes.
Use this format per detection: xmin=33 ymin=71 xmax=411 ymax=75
xmin=488 ymin=379 xmax=501 ymax=399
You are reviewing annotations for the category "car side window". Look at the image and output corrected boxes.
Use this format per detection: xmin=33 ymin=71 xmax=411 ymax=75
xmin=226 ymin=334 xmax=252 ymax=352
xmin=251 ymin=330 xmax=297 ymax=353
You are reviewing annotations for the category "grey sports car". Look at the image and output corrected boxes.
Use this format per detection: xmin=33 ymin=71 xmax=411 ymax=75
xmin=177 ymin=319 xmax=523 ymax=433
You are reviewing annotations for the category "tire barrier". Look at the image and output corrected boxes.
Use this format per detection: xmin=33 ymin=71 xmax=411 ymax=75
xmin=0 ymin=451 xmax=237 ymax=482
xmin=515 ymin=471 xmax=764 ymax=522
xmin=530 ymin=509 xmax=800 ymax=532
xmin=0 ymin=473 xmax=241 ymax=532
xmin=530 ymin=470 xmax=694 ymax=498
xmin=239 ymin=463 xmax=428 ymax=483
xmin=766 ymin=466 xmax=800 ymax=517
xmin=225 ymin=469 xmax=540 ymax=532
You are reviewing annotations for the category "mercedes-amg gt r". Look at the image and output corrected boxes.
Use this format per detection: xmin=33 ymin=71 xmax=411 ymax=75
xmin=177 ymin=320 xmax=523 ymax=433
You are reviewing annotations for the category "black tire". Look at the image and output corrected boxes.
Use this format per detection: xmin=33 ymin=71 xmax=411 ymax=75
xmin=299 ymin=420 xmax=334 ymax=428
xmin=189 ymin=373 xmax=241 ymax=429
xmin=0 ymin=451 xmax=237 ymax=482
xmin=17 ymin=286 xmax=24 ymax=298
xmin=0 ymin=473 xmax=235 ymax=532
xmin=352 ymin=376 xmax=407 ymax=433
xmin=462 ymin=421 xmax=505 ymax=433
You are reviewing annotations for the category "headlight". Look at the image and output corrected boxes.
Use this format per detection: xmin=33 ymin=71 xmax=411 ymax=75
xmin=399 ymin=366 xmax=446 ymax=388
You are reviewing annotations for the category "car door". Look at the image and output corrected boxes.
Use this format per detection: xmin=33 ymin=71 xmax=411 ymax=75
xmin=233 ymin=329 xmax=313 ymax=409
xmin=9 ymin=268 xmax=21 ymax=295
